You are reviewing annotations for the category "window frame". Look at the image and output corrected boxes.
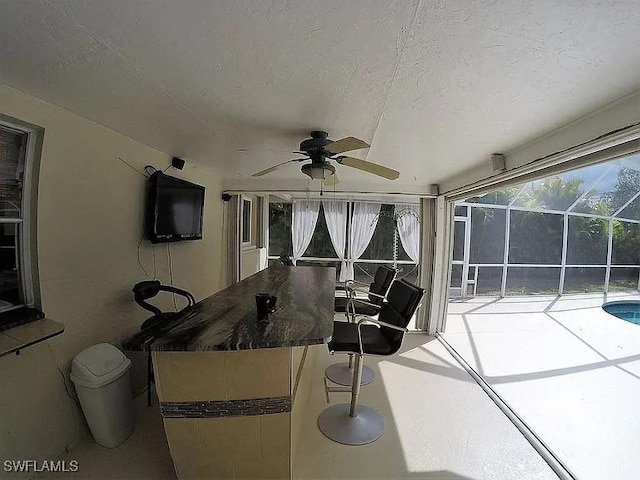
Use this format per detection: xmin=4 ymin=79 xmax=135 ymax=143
xmin=0 ymin=115 xmax=42 ymax=312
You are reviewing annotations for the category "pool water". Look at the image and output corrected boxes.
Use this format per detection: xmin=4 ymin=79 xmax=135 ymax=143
xmin=602 ymin=302 xmax=640 ymax=325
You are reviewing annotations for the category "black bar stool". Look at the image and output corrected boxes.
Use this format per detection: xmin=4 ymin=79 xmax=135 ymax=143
xmin=123 ymin=280 xmax=195 ymax=406
xmin=319 ymin=279 xmax=424 ymax=445
xmin=327 ymin=266 xmax=396 ymax=386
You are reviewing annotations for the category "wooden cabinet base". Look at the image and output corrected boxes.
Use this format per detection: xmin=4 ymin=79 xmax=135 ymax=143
xmin=153 ymin=345 xmax=321 ymax=479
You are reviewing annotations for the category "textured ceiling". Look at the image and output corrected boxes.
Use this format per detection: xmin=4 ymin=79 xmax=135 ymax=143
xmin=1 ymin=0 xmax=639 ymax=189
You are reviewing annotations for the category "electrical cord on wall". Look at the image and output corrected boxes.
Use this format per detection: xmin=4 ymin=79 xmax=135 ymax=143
xmin=152 ymin=242 xmax=157 ymax=279
xmin=167 ymin=243 xmax=178 ymax=312
xmin=117 ymin=157 xmax=152 ymax=178
xmin=47 ymin=343 xmax=80 ymax=409
xmin=137 ymin=233 xmax=154 ymax=280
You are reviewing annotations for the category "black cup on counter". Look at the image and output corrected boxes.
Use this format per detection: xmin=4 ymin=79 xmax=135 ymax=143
xmin=255 ymin=293 xmax=277 ymax=321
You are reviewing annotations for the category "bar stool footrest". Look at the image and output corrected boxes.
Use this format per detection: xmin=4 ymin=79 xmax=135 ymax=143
xmin=325 ymin=362 xmax=375 ymax=386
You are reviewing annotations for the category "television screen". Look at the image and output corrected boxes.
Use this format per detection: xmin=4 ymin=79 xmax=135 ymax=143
xmin=146 ymin=172 xmax=205 ymax=243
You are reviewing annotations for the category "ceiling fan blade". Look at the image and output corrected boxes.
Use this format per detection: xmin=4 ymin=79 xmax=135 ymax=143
xmin=323 ymin=173 xmax=339 ymax=187
xmin=239 ymin=148 xmax=305 ymax=155
xmin=325 ymin=137 xmax=370 ymax=154
xmin=238 ymin=148 xmax=290 ymax=156
xmin=337 ymin=156 xmax=399 ymax=180
xmin=251 ymin=159 xmax=306 ymax=177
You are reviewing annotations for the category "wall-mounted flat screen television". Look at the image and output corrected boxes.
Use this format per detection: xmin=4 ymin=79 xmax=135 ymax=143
xmin=145 ymin=171 xmax=205 ymax=244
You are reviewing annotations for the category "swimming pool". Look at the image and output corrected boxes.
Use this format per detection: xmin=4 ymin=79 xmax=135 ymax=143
xmin=602 ymin=301 xmax=640 ymax=325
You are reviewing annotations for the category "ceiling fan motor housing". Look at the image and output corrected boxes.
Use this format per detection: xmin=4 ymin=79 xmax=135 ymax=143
xmin=299 ymin=130 xmax=331 ymax=153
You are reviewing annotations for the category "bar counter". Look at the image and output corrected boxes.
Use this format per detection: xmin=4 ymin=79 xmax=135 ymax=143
xmin=126 ymin=265 xmax=335 ymax=479
xmin=143 ymin=264 xmax=334 ymax=351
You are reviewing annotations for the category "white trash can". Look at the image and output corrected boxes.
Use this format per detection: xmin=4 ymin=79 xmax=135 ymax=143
xmin=70 ymin=343 xmax=134 ymax=448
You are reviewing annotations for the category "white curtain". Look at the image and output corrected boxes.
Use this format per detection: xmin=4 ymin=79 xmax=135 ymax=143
xmin=322 ymin=200 xmax=348 ymax=281
xmin=396 ymin=204 xmax=420 ymax=263
xmin=292 ymin=200 xmax=321 ymax=264
xmin=346 ymin=202 xmax=381 ymax=280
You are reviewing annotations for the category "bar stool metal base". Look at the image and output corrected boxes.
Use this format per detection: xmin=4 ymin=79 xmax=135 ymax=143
xmin=325 ymin=362 xmax=375 ymax=386
xmin=317 ymin=404 xmax=385 ymax=445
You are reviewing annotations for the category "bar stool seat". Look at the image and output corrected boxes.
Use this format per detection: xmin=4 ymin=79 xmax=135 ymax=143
xmin=328 ymin=321 xmax=397 ymax=356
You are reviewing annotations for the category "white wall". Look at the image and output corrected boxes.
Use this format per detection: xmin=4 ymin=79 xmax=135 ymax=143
xmin=0 ymin=83 xmax=225 ymax=466
xmin=241 ymin=248 xmax=268 ymax=280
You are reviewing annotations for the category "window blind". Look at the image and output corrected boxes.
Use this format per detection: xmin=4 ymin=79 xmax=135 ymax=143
xmin=0 ymin=128 xmax=27 ymax=217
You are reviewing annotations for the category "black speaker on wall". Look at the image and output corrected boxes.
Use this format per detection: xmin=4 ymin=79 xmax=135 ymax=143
xmin=172 ymin=157 xmax=186 ymax=170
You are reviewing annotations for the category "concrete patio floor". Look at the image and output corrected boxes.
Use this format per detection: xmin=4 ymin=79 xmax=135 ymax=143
xmin=443 ymin=291 xmax=640 ymax=480
xmin=40 ymin=332 xmax=559 ymax=480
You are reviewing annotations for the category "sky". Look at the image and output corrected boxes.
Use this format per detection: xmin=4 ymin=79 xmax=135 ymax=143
xmin=466 ymin=153 xmax=640 ymax=216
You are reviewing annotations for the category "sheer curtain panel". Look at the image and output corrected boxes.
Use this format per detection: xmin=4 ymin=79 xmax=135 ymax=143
xmin=347 ymin=202 xmax=381 ymax=280
xmin=396 ymin=204 xmax=420 ymax=263
xmin=322 ymin=199 xmax=348 ymax=281
xmin=292 ymin=200 xmax=321 ymax=264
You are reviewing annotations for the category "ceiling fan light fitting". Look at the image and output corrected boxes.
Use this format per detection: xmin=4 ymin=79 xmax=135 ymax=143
xmin=301 ymin=162 xmax=335 ymax=180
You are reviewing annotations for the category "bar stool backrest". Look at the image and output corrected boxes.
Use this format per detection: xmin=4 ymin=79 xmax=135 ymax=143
xmin=279 ymin=254 xmax=295 ymax=266
xmin=132 ymin=280 xmax=195 ymax=331
xmin=368 ymin=266 xmax=397 ymax=305
xmin=378 ymin=279 xmax=425 ymax=354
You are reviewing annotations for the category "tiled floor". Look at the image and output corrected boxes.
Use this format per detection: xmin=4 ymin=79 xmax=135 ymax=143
xmin=443 ymin=292 xmax=640 ymax=480
xmin=44 ymin=332 xmax=558 ymax=479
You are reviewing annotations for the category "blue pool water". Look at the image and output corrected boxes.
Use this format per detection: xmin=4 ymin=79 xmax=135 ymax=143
xmin=602 ymin=302 xmax=640 ymax=325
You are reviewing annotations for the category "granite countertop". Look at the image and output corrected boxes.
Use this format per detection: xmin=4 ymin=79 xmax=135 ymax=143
xmin=125 ymin=265 xmax=336 ymax=352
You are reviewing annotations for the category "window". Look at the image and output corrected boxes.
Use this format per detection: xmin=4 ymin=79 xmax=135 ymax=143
xmin=566 ymin=216 xmax=608 ymax=265
xmin=452 ymin=221 xmax=465 ymax=262
xmin=360 ymin=204 xmax=395 ymax=261
xmin=302 ymin=204 xmax=337 ymax=258
xmin=469 ymin=207 xmax=505 ymax=264
xmin=0 ymin=120 xmax=40 ymax=313
xmin=451 ymin=152 xmax=640 ymax=297
xmin=508 ymin=211 xmax=563 ymax=264
xmin=360 ymin=204 xmax=412 ymax=261
xmin=241 ymin=197 xmax=252 ymax=245
xmin=268 ymin=201 xmax=292 ymax=256
xmin=267 ymin=200 xmax=420 ymax=283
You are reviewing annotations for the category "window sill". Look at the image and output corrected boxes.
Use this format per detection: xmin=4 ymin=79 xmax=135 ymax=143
xmin=0 ymin=319 xmax=64 ymax=358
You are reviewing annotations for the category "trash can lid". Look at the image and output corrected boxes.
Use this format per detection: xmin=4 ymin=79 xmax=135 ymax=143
xmin=70 ymin=343 xmax=131 ymax=389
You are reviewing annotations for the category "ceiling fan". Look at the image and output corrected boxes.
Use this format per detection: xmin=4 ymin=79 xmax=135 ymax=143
xmin=251 ymin=131 xmax=399 ymax=185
